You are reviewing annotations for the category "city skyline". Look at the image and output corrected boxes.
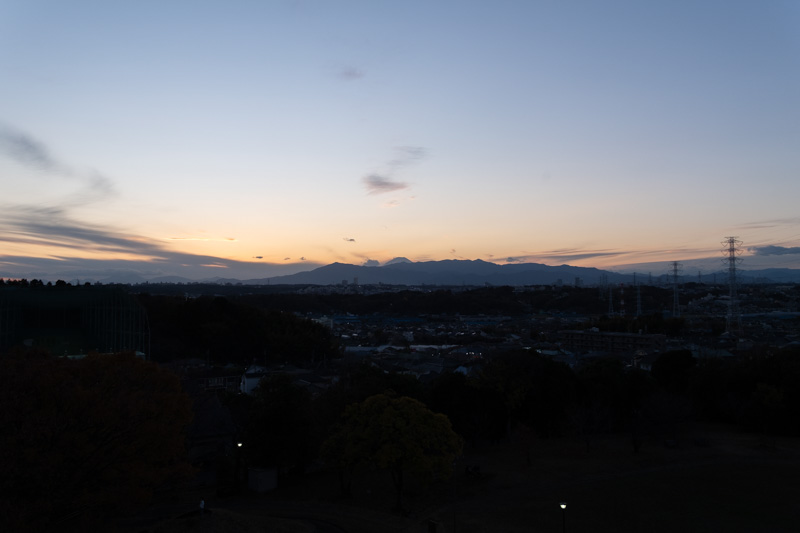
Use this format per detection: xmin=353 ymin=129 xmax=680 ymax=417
xmin=2 ymin=1 xmax=799 ymax=282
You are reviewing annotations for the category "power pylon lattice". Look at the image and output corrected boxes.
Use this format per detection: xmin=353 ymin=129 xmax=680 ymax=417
xmin=722 ymin=236 xmax=743 ymax=337
xmin=670 ymin=261 xmax=682 ymax=318
xmin=636 ymin=283 xmax=642 ymax=317
xmin=608 ymin=285 xmax=614 ymax=316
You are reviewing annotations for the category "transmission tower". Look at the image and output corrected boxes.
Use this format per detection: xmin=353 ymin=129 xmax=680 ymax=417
xmin=636 ymin=281 xmax=642 ymax=317
xmin=670 ymin=261 xmax=681 ymax=318
xmin=722 ymin=236 xmax=742 ymax=337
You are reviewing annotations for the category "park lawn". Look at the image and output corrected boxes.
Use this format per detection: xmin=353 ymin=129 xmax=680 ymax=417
xmin=143 ymin=424 xmax=800 ymax=533
xmin=438 ymin=425 xmax=800 ymax=532
xmin=150 ymin=508 xmax=312 ymax=533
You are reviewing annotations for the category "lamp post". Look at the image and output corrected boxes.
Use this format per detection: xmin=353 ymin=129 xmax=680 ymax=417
xmin=235 ymin=441 xmax=243 ymax=493
xmin=452 ymin=456 xmax=460 ymax=533
xmin=559 ymin=502 xmax=567 ymax=533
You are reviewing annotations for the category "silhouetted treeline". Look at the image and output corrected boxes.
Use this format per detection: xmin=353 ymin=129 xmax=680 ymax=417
xmin=137 ymin=293 xmax=338 ymax=364
xmin=233 ymin=346 xmax=800 ymax=484
xmin=6 ymin=343 xmax=800 ymax=529
xmin=3 ymin=280 xmax=682 ymax=318
xmin=222 ymin=286 xmax=532 ymax=316
xmin=0 ymin=278 xmax=81 ymax=287
xmin=135 ymin=284 xmax=678 ymax=316
xmin=252 ymin=285 xmax=669 ymax=316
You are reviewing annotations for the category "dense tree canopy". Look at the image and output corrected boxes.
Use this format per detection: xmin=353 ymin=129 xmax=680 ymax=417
xmin=478 ymin=350 xmax=577 ymax=438
xmin=0 ymin=352 xmax=193 ymax=531
xmin=321 ymin=393 xmax=462 ymax=511
xmin=245 ymin=374 xmax=315 ymax=472
xmin=138 ymin=294 xmax=338 ymax=364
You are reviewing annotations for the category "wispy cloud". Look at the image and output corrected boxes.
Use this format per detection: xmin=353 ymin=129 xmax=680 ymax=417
xmin=363 ymin=174 xmax=409 ymax=195
xmin=338 ymin=67 xmax=364 ymax=80
xmin=515 ymin=249 xmax=628 ymax=264
xmin=0 ymin=207 xmax=319 ymax=279
xmin=0 ymin=124 xmax=65 ymax=173
xmin=362 ymin=146 xmax=427 ymax=197
xmin=388 ymin=146 xmax=426 ymax=169
xmin=0 ymin=123 xmax=116 ymax=206
xmin=736 ymin=217 xmax=800 ymax=230
xmin=0 ymin=205 xmax=169 ymax=257
xmin=748 ymin=245 xmax=800 ymax=256
xmin=0 ymin=124 xmax=321 ymax=281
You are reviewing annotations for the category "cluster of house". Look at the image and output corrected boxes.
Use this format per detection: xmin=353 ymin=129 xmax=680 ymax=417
xmin=170 ymin=280 xmax=800 ymax=494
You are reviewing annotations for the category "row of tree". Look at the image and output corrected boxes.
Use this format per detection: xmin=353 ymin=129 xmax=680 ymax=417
xmin=138 ymin=294 xmax=339 ymax=365
xmin=232 ymin=344 xmax=800 ymax=513
xmin=4 ymin=341 xmax=799 ymax=529
xmin=0 ymin=278 xmax=83 ymax=287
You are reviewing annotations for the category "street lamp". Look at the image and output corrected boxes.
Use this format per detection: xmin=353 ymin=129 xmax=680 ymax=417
xmin=559 ymin=502 xmax=567 ymax=533
xmin=235 ymin=442 xmax=243 ymax=493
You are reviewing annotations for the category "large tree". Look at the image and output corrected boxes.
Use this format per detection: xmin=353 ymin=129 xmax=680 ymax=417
xmin=0 ymin=351 xmax=193 ymax=531
xmin=321 ymin=393 xmax=462 ymax=511
xmin=245 ymin=373 xmax=315 ymax=472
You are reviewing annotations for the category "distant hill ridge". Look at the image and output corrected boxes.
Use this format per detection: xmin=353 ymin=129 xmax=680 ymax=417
xmin=247 ymin=259 xmax=632 ymax=286
xmin=234 ymin=259 xmax=800 ymax=286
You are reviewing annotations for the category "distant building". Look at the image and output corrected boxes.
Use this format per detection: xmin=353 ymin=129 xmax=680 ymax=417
xmin=240 ymin=365 xmax=268 ymax=394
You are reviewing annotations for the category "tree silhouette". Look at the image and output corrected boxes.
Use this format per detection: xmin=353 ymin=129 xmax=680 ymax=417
xmin=0 ymin=351 xmax=193 ymax=531
xmin=321 ymin=393 xmax=462 ymax=512
xmin=245 ymin=373 xmax=315 ymax=473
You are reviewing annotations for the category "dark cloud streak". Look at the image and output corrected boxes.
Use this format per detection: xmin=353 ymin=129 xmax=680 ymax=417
xmin=361 ymin=146 xmax=426 ymax=196
xmin=0 ymin=125 xmax=63 ymax=173
xmin=0 ymin=207 xmax=320 ymax=280
xmin=514 ymin=249 xmax=627 ymax=263
xmin=748 ymin=245 xmax=800 ymax=256
xmin=363 ymin=174 xmax=409 ymax=195
xmin=338 ymin=67 xmax=364 ymax=80
xmin=0 ymin=205 xmax=169 ymax=257
xmin=0 ymin=124 xmax=116 ymax=205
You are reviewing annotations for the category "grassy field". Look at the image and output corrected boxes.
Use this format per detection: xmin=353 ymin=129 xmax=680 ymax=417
xmin=143 ymin=424 xmax=800 ymax=533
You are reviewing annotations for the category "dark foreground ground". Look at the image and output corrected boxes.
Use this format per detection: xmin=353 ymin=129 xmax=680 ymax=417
xmin=128 ymin=424 xmax=800 ymax=533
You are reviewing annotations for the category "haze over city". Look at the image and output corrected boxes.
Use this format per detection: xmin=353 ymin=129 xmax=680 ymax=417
xmin=1 ymin=0 xmax=799 ymax=282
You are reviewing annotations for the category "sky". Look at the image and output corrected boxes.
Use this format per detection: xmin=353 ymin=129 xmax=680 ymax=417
xmin=1 ymin=0 xmax=799 ymax=282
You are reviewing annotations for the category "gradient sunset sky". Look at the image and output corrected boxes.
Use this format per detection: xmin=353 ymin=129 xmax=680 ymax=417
xmin=1 ymin=0 xmax=799 ymax=281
